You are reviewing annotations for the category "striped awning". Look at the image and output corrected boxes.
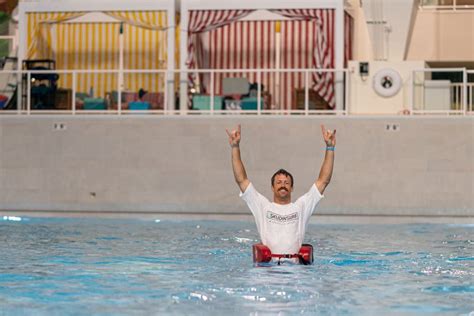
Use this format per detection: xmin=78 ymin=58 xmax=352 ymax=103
xmin=26 ymin=11 xmax=169 ymax=97
xmin=186 ymin=9 xmax=352 ymax=109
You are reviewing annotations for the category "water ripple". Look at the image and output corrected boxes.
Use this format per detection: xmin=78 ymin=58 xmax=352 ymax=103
xmin=0 ymin=219 xmax=473 ymax=315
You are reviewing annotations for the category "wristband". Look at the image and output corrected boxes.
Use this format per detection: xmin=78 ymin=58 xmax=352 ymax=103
xmin=326 ymin=146 xmax=335 ymax=151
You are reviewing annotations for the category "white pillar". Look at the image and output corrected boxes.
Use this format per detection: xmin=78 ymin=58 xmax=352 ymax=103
xmin=118 ymin=23 xmax=124 ymax=113
xmin=18 ymin=3 xmax=26 ymax=112
xmin=334 ymin=1 xmax=344 ymax=112
xmin=166 ymin=2 xmax=175 ymax=112
xmin=275 ymin=31 xmax=281 ymax=110
xmin=119 ymin=23 xmax=124 ymax=91
xmin=179 ymin=4 xmax=189 ymax=114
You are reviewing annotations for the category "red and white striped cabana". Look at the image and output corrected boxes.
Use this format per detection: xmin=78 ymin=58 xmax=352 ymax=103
xmin=179 ymin=0 xmax=353 ymax=112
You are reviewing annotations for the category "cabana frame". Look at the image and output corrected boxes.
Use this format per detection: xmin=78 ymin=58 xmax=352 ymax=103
xmin=18 ymin=0 xmax=176 ymax=111
xmin=179 ymin=0 xmax=346 ymax=113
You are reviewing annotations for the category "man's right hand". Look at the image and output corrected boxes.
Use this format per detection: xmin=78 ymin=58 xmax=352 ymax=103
xmin=226 ymin=124 xmax=249 ymax=192
xmin=226 ymin=124 xmax=241 ymax=147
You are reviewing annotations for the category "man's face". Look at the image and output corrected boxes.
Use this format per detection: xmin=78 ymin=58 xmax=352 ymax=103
xmin=272 ymin=174 xmax=293 ymax=200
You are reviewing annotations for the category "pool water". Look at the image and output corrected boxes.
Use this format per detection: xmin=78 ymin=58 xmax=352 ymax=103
xmin=0 ymin=217 xmax=473 ymax=315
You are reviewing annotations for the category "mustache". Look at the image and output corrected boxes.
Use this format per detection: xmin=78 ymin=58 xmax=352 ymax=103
xmin=278 ymin=187 xmax=289 ymax=192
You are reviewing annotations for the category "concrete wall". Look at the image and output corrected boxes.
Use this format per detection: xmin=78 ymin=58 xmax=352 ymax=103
xmin=0 ymin=116 xmax=472 ymax=216
xmin=362 ymin=0 xmax=415 ymax=61
xmin=406 ymin=11 xmax=474 ymax=61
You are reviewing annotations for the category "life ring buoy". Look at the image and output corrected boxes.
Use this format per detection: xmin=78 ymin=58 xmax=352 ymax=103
xmin=373 ymin=68 xmax=402 ymax=98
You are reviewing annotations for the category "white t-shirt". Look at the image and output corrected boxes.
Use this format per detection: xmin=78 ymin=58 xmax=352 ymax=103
xmin=240 ymin=183 xmax=324 ymax=254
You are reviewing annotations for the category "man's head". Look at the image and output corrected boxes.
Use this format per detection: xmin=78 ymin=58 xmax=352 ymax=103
xmin=271 ymin=169 xmax=294 ymax=203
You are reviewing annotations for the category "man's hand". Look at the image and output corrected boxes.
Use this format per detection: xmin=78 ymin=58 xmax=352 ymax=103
xmin=316 ymin=124 xmax=336 ymax=194
xmin=321 ymin=124 xmax=336 ymax=147
xmin=226 ymin=124 xmax=241 ymax=147
xmin=226 ymin=124 xmax=249 ymax=192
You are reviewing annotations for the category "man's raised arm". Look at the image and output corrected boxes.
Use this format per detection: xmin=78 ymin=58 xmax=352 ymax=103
xmin=316 ymin=124 xmax=336 ymax=195
xmin=226 ymin=124 xmax=250 ymax=193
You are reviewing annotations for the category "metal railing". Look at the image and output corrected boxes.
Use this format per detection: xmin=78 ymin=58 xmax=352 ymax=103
xmin=469 ymin=70 xmax=474 ymax=113
xmin=184 ymin=68 xmax=348 ymax=116
xmin=1 ymin=67 xmax=473 ymax=116
xmin=412 ymin=68 xmax=473 ymax=115
xmin=0 ymin=68 xmax=349 ymax=116
xmin=451 ymin=83 xmax=474 ymax=113
xmin=0 ymin=69 xmax=170 ymax=115
xmin=420 ymin=0 xmax=474 ymax=10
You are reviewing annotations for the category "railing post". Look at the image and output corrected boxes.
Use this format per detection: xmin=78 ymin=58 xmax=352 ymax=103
xmin=470 ymin=74 xmax=474 ymax=113
xmin=457 ymin=84 xmax=461 ymax=111
xmin=471 ymin=84 xmax=474 ymax=113
xmin=463 ymin=68 xmax=467 ymax=115
xmin=257 ymin=70 xmax=261 ymax=115
xmin=411 ymin=70 xmax=415 ymax=115
xmin=304 ymin=70 xmax=309 ymax=116
xmin=210 ymin=70 xmax=214 ymax=115
xmin=344 ymin=69 xmax=349 ymax=115
xmin=163 ymin=70 xmax=168 ymax=116
xmin=453 ymin=84 xmax=457 ymax=111
xmin=118 ymin=70 xmax=122 ymax=116
xmin=72 ymin=71 xmax=76 ymax=115
xmin=26 ymin=72 xmax=31 ymax=115
xmin=16 ymin=70 xmax=21 ymax=115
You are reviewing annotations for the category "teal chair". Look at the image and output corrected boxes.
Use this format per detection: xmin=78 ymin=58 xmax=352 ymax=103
xmin=129 ymin=101 xmax=150 ymax=110
xmin=83 ymin=97 xmax=106 ymax=110
xmin=75 ymin=92 xmax=89 ymax=100
xmin=241 ymin=97 xmax=261 ymax=110
xmin=192 ymin=95 xmax=223 ymax=110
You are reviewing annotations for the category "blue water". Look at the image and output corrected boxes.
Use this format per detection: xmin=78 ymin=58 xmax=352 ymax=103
xmin=0 ymin=217 xmax=473 ymax=315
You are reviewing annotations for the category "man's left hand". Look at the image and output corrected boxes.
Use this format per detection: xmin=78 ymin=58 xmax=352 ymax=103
xmin=321 ymin=124 xmax=336 ymax=147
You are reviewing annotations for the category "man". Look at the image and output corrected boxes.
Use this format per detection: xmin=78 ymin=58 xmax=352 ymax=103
xmin=226 ymin=124 xmax=336 ymax=260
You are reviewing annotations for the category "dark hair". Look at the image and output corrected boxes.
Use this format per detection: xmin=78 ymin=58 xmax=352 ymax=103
xmin=138 ymin=88 xmax=147 ymax=99
xmin=271 ymin=169 xmax=294 ymax=188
